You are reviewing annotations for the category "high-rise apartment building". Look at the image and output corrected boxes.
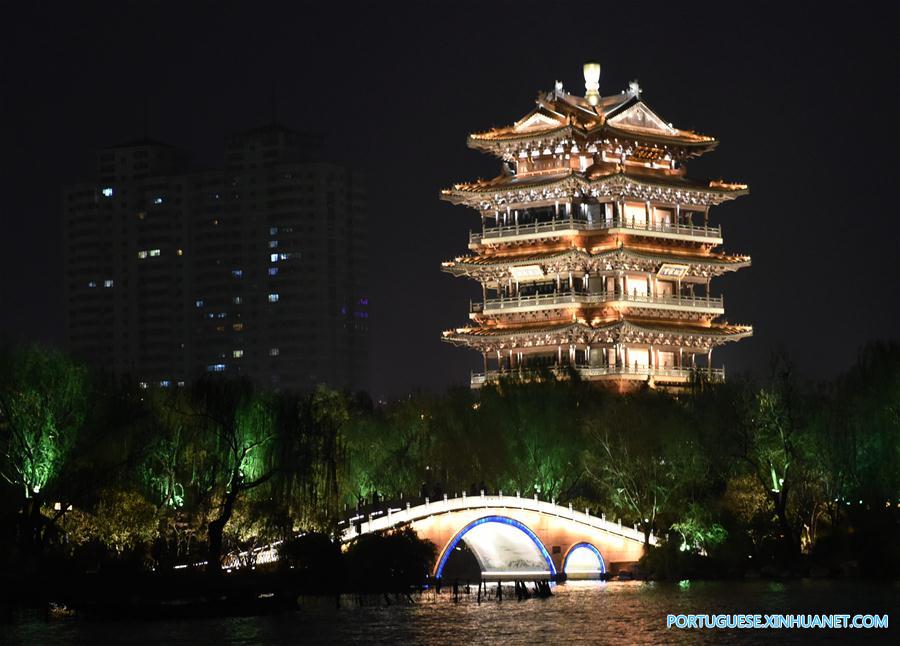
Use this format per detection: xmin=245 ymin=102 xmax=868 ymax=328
xmin=63 ymin=125 xmax=368 ymax=391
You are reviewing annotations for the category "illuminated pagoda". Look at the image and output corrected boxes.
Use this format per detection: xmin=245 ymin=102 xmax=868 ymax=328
xmin=441 ymin=63 xmax=751 ymax=390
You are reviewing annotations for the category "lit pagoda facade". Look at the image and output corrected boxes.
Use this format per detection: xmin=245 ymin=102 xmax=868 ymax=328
xmin=441 ymin=63 xmax=751 ymax=390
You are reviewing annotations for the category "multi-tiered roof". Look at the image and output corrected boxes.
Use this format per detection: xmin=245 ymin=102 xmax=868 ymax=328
xmin=441 ymin=66 xmax=751 ymax=390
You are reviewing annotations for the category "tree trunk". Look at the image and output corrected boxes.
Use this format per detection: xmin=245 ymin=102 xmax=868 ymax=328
xmin=772 ymin=492 xmax=799 ymax=562
xmin=207 ymin=484 xmax=239 ymax=574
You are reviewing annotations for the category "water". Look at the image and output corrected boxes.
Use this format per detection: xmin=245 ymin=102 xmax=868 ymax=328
xmin=5 ymin=581 xmax=897 ymax=644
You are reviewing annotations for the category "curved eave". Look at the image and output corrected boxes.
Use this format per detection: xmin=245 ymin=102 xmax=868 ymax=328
xmin=440 ymin=172 xmax=585 ymax=205
xmin=467 ymin=124 xmax=588 ymax=150
xmin=441 ymin=247 xmax=751 ymax=277
xmin=441 ymin=171 xmax=748 ymax=209
xmin=442 ymin=319 xmax=753 ymax=348
xmin=603 ymin=123 xmax=718 ymax=150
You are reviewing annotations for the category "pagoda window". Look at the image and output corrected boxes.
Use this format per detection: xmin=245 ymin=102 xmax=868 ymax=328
xmin=625 ymin=275 xmax=648 ymax=296
xmin=652 ymin=207 xmax=672 ymax=227
xmin=658 ymin=351 xmax=675 ymax=368
xmin=626 ymin=348 xmax=650 ymax=370
xmin=656 ymin=280 xmax=675 ymax=296
xmin=623 ymin=203 xmax=646 ymax=226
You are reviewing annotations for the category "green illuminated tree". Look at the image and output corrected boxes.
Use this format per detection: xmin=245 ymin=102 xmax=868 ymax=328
xmin=165 ymin=378 xmax=278 ymax=573
xmin=0 ymin=345 xmax=89 ymax=549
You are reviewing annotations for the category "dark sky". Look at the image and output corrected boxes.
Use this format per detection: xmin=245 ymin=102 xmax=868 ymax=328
xmin=2 ymin=2 xmax=898 ymax=398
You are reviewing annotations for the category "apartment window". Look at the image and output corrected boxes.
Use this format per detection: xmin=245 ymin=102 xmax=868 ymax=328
xmin=268 ymin=293 xmax=279 ymax=302
xmin=269 ymin=240 xmax=279 ymax=248
xmin=103 ymin=280 xmax=114 ymax=288
xmin=149 ymin=249 xmax=161 ymax=257
xmin=231 ymin=269 xmax=243 ymax=278
xmin=153 ymin=196 xmax=164 ymax=205
xmin=269 ymin=226 xmax=278 ymax=235
xmin=138 ymin=251 xmax=148 ymax=259
xmin=101 ymin=187 xmax=114 ymax=198
xmin=232 ymin=323 xmax=244 ymax=332
xmin=268 ymin=267 xmax=278 ymax=276
xmin=232 ymin=350 xmax=244 ymax=358
xmin=207 ymin=364 xmax=226 ymax=372
xmin=269 ymin=348 xmax=280 ymax=357
xmin=87 ymin=281 xmax=97 ymax=288
xmin=233 ymin=296 xmax=242 ymax=305
xmin=270 ymin=253 xmax=279 ymax=262
xmin=195 ymin=299 xmax=204 ymax=308
xmin=159 ymin=380 xmax=171 ymax=388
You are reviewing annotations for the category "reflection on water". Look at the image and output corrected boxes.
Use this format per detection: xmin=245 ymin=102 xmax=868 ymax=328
xmin=6 ymin=580 xmax=898 ymax=645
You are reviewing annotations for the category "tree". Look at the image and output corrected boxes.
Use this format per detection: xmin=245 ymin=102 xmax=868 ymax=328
xmin=730 ymin=353 xmax=809 ymax=560
xmin=583 ymin=392 xmax=702 ymax=544
xmin=0 ymin=345 xmax=89 ymax=550
xmin=171 ymin=378 xmax=278 ymax=573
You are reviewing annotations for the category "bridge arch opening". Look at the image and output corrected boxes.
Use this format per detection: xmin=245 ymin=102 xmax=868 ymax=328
xmin=435 ymin=515 xmax=556 ymax=580
xmin=563 ymin=542 xmax=606 ymax=579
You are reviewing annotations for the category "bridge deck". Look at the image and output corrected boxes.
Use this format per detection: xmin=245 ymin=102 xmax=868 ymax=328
xmin=340 ymin=494 xmax=655 ymax=546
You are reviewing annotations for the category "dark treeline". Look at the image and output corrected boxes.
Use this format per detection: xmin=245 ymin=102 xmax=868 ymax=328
xmin=1 ymin=341 xmax=898 ymax=593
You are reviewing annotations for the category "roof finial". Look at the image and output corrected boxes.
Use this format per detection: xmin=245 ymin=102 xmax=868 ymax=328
xmin=583 ymin=62 xmax=601 ymax=106
xmin=628 ymin=79 xmax=642 ymax=98
xmin=554 ymin=80 xmax=564 ymax=96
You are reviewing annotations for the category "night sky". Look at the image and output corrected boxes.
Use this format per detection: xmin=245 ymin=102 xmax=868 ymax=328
xmin=2 ymin=2 xmax=898 ymax=398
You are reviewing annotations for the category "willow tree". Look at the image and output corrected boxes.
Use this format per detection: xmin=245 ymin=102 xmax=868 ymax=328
xmin=583 ymin=391 xmax=702 ymax=545
xmin=731 ymin=355 xmax=808 ymax=560
xmin=176 ymin=378 xmax=278 ymax=573
xmin=0 ymin=345 xmax=88 ymax=549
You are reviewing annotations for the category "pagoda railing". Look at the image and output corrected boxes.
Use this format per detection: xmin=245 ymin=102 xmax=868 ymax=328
xmin=471 ymin=365 xmax=725 ymax=386
xmin=469 ymin=217 xmax=722 ymax=244
xmin=470 ymin=291 xmax=724 ymax=313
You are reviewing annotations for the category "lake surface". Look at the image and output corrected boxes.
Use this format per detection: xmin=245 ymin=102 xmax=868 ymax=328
xmin=5 ymin=580 xmax=897 ymax=644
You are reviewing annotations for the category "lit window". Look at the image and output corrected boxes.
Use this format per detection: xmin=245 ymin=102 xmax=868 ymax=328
xmin=87 ymin=281 xmax=97 ymax=288
xmin=149 ymin=249 xmax=160 ymax=257
xmin=101 ymin=187 xmax=114 ymax=198
xmin=231 ymin=269 xmax=243 ymax=278
xmin=269 ymin=348 xmax=280 ymax=357
xmin=268 ymin=293 xmax=279 ymax=302
xmin=177 ymin=248 xmax=184 ymax=256
xmin=268 ymin=267 xmax=278 ymax=276
xmin=279 ymin=253 xmax=289 ymax=260
xmin=269 ymin=226 xmax=278 ymax=235
xmin=206 ymin=363 xmax=226 ymax=372
xmin=195 ymin=299 xmax=204 ymax=308
xmin=153 ymin=196 xmax=164 ymax=205
xmin=232 ymin=350 xmax=243 ymax=358
xmin=176 ymin=381 xmax=185 ymax=387
xmin=269 ymin=240 xmax=279 ymax=248
xmin=270 ymin=253 xmax=279 ymax=262
xmin=139 ymin=381 xmax=148 ymax=389
xmin=138 ymin=251 xmax=148 ymax=259
xmin=232 ymin=323 xmax=244 ymax=332
xmin=233 ymin=296 xmax=242 ymax=305
xmin=104 ymin=279 xmax=114 ymax=288
xmin=159 ymin=380 xmax=171 ymax=388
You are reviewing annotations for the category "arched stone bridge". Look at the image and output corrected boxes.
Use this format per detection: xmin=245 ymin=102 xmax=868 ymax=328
xmin=340 ymin=494 xmax=655 ymax=581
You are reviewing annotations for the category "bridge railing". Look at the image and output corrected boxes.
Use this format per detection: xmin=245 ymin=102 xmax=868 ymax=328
xmin=339 ymin=493 xmax=656 ymax=546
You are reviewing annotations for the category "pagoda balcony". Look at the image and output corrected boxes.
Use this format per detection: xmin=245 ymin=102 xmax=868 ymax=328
xmin=471 ymin=365 xmax=726 ymax=388
xmin=469 ymin=217 xmax=722 ymax=247
xmin=470 ymin=291 xmax=724 ymax=316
